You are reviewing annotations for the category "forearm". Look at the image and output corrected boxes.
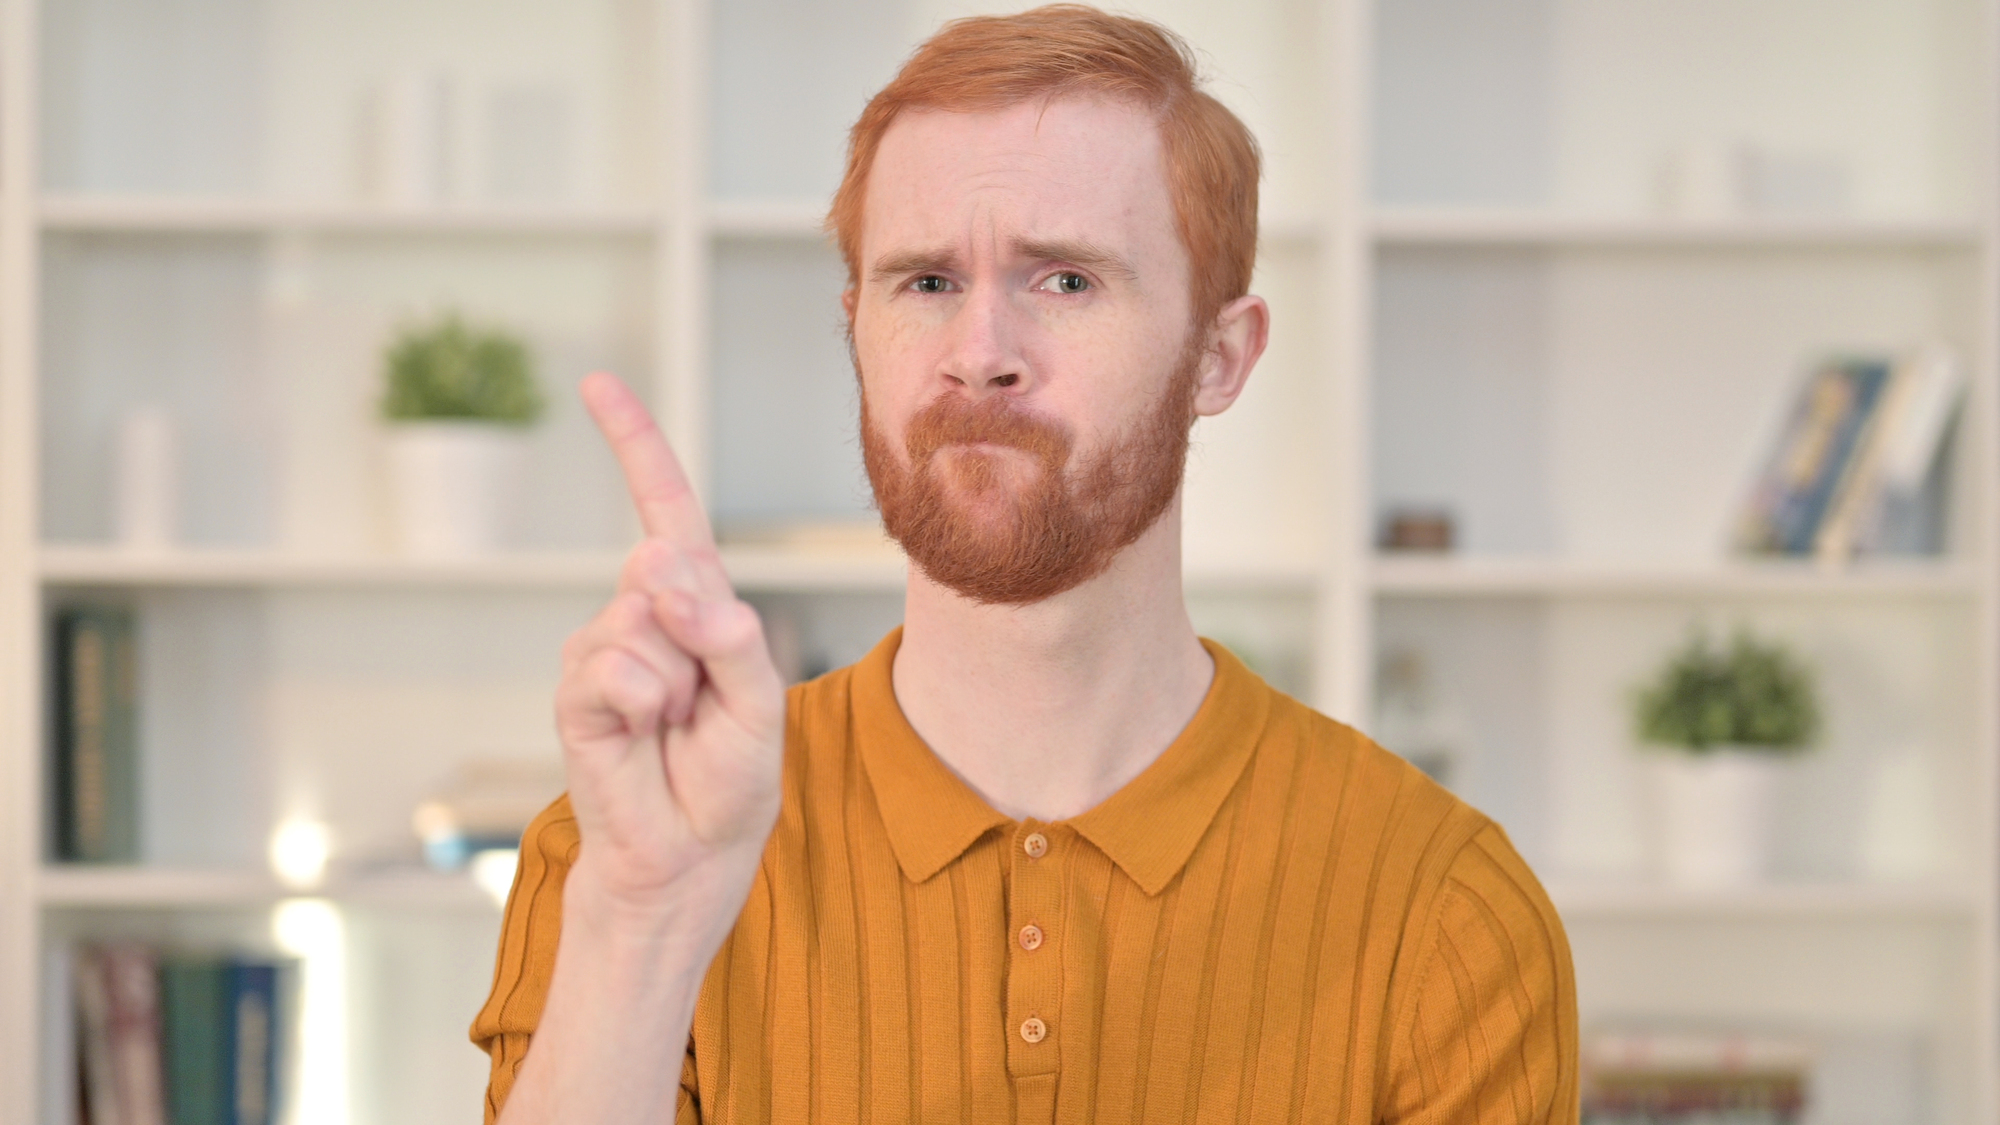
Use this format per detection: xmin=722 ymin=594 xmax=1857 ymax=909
xmin=495 ymin=858 xmax=732 ymax=1125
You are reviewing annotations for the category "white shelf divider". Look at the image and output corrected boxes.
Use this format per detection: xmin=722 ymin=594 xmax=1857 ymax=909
xmin=39 ymin=195 xmax=660 ymax=237
xmin=1371 ymin=208 xmax=1983 ymax=250
xmin=35 ymin=865 xmax=496 ymax=911
xmin=1370 ymin=555 xmax=1983 ymax=599
xmin=1546 ymin=879 xmax=1983 ymax=921
xmin=36 ymin=543 xmax=1318 ymax=596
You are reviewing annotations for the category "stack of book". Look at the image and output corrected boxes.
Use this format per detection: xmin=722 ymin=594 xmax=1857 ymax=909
xmin=52 ymin=605 xmax=140 ymax=863
xmin=1582 ymin=1029 xmax=1812 ymax=1124
xmin=72 ymin=943 xmax=291 ymax=1125
xmin=1735 ymin=348 xmax=1965 ymax=561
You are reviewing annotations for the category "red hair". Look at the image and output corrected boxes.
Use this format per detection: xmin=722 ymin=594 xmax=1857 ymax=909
xmin=828 ymin=4 xmax=1261 ymax=329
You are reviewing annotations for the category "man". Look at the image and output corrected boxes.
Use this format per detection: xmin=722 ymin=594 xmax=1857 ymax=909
xmin=473 ymin=6 xmax=1577 ymax=1123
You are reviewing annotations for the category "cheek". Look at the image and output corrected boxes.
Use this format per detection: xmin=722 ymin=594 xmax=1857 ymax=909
xmin=853 ymin=312 xmax=927 ymax=442
xmin=1047 ymin=324 xmax=1179 ymax=439
xmin=855 ymin=305 xmax=943 ymax=408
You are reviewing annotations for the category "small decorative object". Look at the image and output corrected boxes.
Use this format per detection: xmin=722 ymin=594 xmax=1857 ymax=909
xmin=1582 ymin=1029 xmax=1811 ymax=1123
xmin=365 ymin=69 xmax=456 ymax=206
xmin=411 ymin=757 xmax=566 ymax=871
xmin=1632 ymin=628 xmax=1821 ymax=887
xmin=379 ymin=312 xmax=542 ymax=557
xmin=1378 ymin=505 xmax=1455 ymax=552
xmin=1374 ymin=648 xmax=1462 ymax=787
xmin=114 ymin=407 xmax=178 ymax=549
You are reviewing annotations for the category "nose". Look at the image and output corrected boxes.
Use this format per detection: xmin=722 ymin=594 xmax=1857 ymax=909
xmin=939 ymin=284 xmax=1028 ymax=397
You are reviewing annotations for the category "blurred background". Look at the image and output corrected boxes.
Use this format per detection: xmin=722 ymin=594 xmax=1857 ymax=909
xmin=0 ymin=0 xmax=1994 ymax=1122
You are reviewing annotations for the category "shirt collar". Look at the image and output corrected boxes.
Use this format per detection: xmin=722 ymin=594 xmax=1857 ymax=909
xmin=852 ymin=627 xmax=1272 ymax=895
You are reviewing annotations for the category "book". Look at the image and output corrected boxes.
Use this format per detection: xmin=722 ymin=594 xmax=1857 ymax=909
xmin=1583 ymin=1029 xmax=1812 ymax=1124
xmin=53 ymin=605 xmax=140 ymax=863
xmin=74 ymin=943 xmax=168 ymax=1125
xmin=1734 ymin=356 xmax=1893 ymax=556
xmin=1814 ymin=346 xmax=1966 ymax=561
xmin=159 ymin=959 xmax=229 ymax=1125
xmin=159 ymin=955 xmax=286 ymax=1125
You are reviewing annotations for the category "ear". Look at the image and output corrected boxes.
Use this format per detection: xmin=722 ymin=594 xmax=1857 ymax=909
xmin=841 ymin=286 xmax=858 ymax=324
xmin=1192 ymin=294 xmax=1269 ymax=418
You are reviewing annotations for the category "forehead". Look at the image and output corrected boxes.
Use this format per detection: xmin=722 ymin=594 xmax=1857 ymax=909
xmin=861 ymin=95 xmax=1178 ymax=262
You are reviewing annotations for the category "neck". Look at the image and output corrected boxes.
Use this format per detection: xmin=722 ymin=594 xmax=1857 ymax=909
xmin=890 ymin=500 xmax=1215 ymax=822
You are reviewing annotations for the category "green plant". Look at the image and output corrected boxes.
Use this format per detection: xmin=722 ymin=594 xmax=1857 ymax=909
xmin=1632 ymin=628 xmax=1821 ymax=753
xmin=380 ymin=313 xmax=543 ymax=426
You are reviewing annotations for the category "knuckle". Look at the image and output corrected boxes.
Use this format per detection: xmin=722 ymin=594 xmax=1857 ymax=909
xmin=712 ymin=599 xmax=765 ymax=647
xmin=601 ymin=648 xmax=664 ymax=705
xmin=622 ymin=538 xmax=672 ymax=585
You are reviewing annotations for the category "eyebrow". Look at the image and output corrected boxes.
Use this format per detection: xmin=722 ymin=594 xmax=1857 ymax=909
xmin=870 ymin=248 xmax=958 ymax=283
xmin=866 ymin=237 xmax=1140 ymax=284
xmin=1011 ymin=237 xmax=1139 ymax=281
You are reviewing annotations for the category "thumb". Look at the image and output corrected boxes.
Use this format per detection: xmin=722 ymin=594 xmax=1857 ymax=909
xmin=654 ymin=591 xmax=784 ymax=731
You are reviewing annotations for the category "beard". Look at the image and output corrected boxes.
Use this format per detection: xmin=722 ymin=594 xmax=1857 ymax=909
xmin=858 ymin=339 xmax=1202 ymax=606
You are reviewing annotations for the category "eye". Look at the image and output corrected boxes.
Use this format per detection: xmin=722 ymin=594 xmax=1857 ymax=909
xmin=1041 ymin=271 xmax=1091 ymax=294
xmin=910 ymin=274 xmax=950 ymax=294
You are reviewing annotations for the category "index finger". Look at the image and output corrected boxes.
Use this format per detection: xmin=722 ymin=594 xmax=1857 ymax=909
xmin=580 ymin=372 xmax=718 ymax=552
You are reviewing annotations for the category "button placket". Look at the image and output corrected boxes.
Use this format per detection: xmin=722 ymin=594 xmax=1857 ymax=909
xmin=1006 ymin=822 xmax=1064 ymax=1076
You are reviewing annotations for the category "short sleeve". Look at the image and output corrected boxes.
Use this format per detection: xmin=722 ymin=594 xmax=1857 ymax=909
xmin=1382 ymin=823 xmax=1580 ymax=1125
xmin=469 ymin=795 xmax=705 ymax=1124
xmin=471 ymin=794 xmax=581 ymax=1124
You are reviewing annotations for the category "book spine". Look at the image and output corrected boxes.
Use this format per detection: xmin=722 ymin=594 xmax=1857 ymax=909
xmin=103 ymin=944 xmax=167 ymax=1125
xmin=161 ymin=957 xmax=231 ymax=1125
xmin=74 ymin=946 xmax=126 ymax=1125
xmin=55 ymin=608 xmax=140 ymax=863
xmin=1777 ymin=360 xmax=1890 ymax=553
xmin=227 ymin=962 xmax=280 ymax=1125
xmin=1815 ymin=357 xmax=1916 ymax=562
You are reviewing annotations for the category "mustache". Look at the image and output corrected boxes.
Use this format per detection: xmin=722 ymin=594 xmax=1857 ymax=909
xmin=903 ymin=392 xmax=1073 ymax=465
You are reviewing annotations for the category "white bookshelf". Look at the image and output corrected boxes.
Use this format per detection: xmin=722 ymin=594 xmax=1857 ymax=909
xmin=39 ymin=196 xmax=662 ymax=236
xmin=1 ymin=0 xmax=1996 ymax=1122
xmin=33 ymin=865 xmax=498 ymax=911
xmin=1371 ymin=556 xmax=1987 ymax=599
xmin=1545 ymin=880 xmax=1985 ymax=922
xmin=1372 ymin=208 xmax=1985 ymax=249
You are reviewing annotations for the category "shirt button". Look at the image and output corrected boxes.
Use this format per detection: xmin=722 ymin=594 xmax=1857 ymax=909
xmin=1023 ymin=832 xmax=1048 ymax=858
xmin=1019 ymin=923 xmax=1044 ymax=951
xmin=1020 ymin=1016 xmax=1048 ymax=1044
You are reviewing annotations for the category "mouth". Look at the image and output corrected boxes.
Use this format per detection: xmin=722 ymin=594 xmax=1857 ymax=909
xmin=932 ymin=438 xmax=1030 ymax=459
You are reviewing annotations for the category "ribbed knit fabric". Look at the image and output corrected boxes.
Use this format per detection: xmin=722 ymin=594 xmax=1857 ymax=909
xmin=473 ymin=629 xmax=1578 ymax=1124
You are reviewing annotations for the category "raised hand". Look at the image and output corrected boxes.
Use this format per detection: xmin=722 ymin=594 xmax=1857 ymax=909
xmin=554 ymin=372 xmax=785 ymax=931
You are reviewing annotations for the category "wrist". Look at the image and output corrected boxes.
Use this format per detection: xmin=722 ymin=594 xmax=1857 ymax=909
xmin=562 ymin=845 xmax=760 ymax=961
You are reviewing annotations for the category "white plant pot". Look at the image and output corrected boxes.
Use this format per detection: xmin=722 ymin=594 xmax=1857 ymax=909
xmin=1649 ymin=750 xmax=1784 ymax=888
xmin=384 ymin=422 xmax=528 ymax=557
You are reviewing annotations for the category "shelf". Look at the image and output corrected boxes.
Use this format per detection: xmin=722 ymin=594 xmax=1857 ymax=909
xmin=39 ymin=546 xmax=632 ymax=589
xmin=39 ymin=196 xmax=660 ymax=236
xmin=35 ymin=865 xmax=495 ymax=910
xmin=1546 ymin=880 xmax=1982 ymax=921
xmin=1370 ymin=208 xmax=1983 ymax=249
xmin=38 ymin=544 xmax=901 ymax=593
xmin=704 ymin=198 xmax=1324 ymax=245
xmin=1370 ymin=556 xmax=1983 ymax=599
xmin=39 ymin=545 xmax=1319 ymax=595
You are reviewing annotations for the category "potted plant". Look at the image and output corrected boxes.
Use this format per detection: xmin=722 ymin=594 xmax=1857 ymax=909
xmin=1632 ymin=627 xmax=1821 ymax=887
xmin=379 ymin=313 xmax=544 ymax=556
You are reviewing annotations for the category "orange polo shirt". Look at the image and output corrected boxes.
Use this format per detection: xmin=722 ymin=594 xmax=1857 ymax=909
xmin=473 ymin=629 xmax=1578 ymax=1124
